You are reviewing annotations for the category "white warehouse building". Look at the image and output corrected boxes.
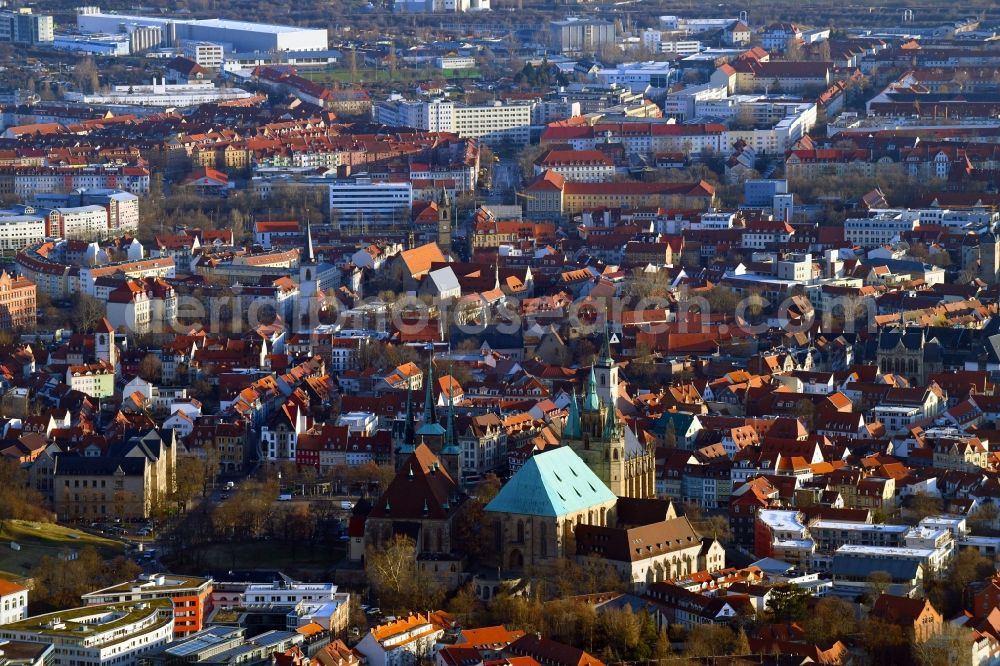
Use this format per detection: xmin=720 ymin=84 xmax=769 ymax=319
xmin=76 ymin=10 xmax=328 ymax=52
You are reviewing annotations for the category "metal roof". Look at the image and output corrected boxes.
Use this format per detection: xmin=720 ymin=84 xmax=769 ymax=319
xmin=485 ymin=446 xmax=615 ymax=518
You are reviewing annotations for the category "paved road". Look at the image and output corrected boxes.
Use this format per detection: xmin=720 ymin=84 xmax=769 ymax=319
xmin=491 ymin=160 xmax=521 ymax=197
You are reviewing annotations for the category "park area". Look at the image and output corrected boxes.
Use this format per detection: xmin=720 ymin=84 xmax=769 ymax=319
xmin=0 ymin=520 xmax=124 ymax=581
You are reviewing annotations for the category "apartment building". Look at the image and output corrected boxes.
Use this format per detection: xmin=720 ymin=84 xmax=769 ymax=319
xmin=50 ymin=430 xmax=176 ymax=521
xmin=0 ymin=271 xmax=36 ymax=330
xmin=0 ymin=9 xmax=53 ymax=44
xmin=532 ymin=149 xmax=616 ymax=183
xmin=844 ymin=212 xmax=921 ymax=248
xmin=328 ymin=179 xmax=413 ymax=228
xmin=0 ymin=167 xmax=150 ymax=197
xmin=355 ymin=612 xmax=452 ymax=666
xmin=375 ymin=99 xmax=532 ymax=146
xmin=0 ymin=213 xmax=46 ymax=251
xmin=82 ymin=574 xmax=213 ymax=637
xmin=0 ymin=580 xmax=28 ymax=625
xmin=66 ymin=362 xmax=115 ymax=398
xmin=0 ymin=600 xmax=175 ymax=666
xmin=524 ymin=170 xmax=716 ymax=216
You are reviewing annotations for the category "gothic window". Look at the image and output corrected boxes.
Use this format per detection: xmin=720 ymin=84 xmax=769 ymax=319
xmin=539 ymin=523 xmax=548 ymax=557
xmin=516 ymin=520 xmax=525 ymax=543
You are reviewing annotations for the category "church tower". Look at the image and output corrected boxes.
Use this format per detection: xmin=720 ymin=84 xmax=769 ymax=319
xmin=562 ymin=365 xmax=653 ymax=498
xmin=437 ymin=189 xmax=452 ymax=256
xmin=594 ymin=323 xmax=619 ymax=408
xmin=416 ymin=345 xmax=446 ymax=446
xmin=299 ymin=223 xmax=318 ymax=300
xmin=394 ymin=384 xmax=416 ymax=469
xmin=439 ymin=382 xmax=461 ymax=482
xmin=95 ymin=318 xmax=116 ymax=370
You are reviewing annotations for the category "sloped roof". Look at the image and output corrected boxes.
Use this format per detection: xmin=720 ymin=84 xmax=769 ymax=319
xmin=400 ymin=242 xmax=446 ymax=277
xmin=485 ymin=446 xmax=615 ymax=518
xmin=369 ymin=444 xmax=459 ymax=520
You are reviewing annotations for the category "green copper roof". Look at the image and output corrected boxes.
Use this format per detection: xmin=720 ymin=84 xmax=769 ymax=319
xmin=400 ymin=384 xmax=415 ymax=451
xmin=603 ymin=399 xmax=619 ymax=439
xmin=565 ymin=389 xmax=582 ymax=439
xmin=583 ymin=365 xmax=600 ymax=412
xmin=485 ymin=446 xmax=616 ymax=518
xmin=418 ymin=346 xmax=445 ymax=436
xmin=652 ymin=411 xmax=696 ymax=438
xmin=441 ymin=386 xmax=460 ymax=455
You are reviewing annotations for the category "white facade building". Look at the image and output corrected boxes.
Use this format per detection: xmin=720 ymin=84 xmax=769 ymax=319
xmin=375 ymin=98 xmax=533 ymax=145
xmin=356 ymin=613 xmax=450 ymax=666
xmin=182 ymin=41 xmax=224 ymax=68
xmin=845 ymin=212 xmax=922 ymax=248
xmin=65 ymin=79 xmax=254 ymax=108
xmin=328 ymin=179 xmax=413 ymax=228
xmin=596 ymin=62 xmax=674 ymax=93
xmin=77 ymin=11 xmax=328 ymax=52
xmin=0 ymin=214 xmax=46 ymax=251
xmin=242 ymin=582 xmax=342 ymax=605
xmin=0 ymin=581 xmax=28 ymax=625
xmin=0 ymin=601 xmax=174 ymax=666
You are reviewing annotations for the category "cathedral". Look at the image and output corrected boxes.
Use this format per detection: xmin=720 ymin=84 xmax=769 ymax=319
xmin=562 ymin=334 xmax=656 ymax=499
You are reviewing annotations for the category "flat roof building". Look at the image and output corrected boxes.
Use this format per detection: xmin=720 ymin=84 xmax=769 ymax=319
xmin=76 ymin=10 xmax=328 ymax=52
xmin=0 ymin=600 xmax=175 ymax=666
xmin=82 ymin=574 xmax=213 ymax=637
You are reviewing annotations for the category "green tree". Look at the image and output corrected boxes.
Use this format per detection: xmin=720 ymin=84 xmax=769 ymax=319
xmin=72 ymin=294 xmax=107 ymax=333
xmin=702 ymin=286 xmax=741 ymax=317
xmin=365 ymin=534 xmax=441 ymax=613
xmin=684 ymin=624 xmax=745 ymax=658
xmin=865 ymin=571 xmax=893 ymax=605
xmin=910 ymin=492 xmax=943 ymax=521
xmin=862 ymin=617 xmax=909 ymax=665
xmin=596 ymin=604 xmax=641 ymax=661
xmin=766 ymin=583 xmax=811 ymax=622
xmin=803 ymin=596 xmax=858 ymax=644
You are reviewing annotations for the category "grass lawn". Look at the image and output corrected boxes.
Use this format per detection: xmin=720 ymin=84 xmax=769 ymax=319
xmin=300 ymin=67 xmax=481 ymax=84
xmin=0 ymin=520 xmax=125 ymax=579
xmin=172 ymin=540 xmax=347 ymax=575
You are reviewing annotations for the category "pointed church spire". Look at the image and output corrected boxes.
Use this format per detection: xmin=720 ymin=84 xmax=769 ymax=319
xmin=400 ymin=384 xmax=415 ymax=455
xmin=304 ymin=223 xmax=315 ymax=264
xmin=416 ymin=344 xmax=445 ymax=437
xmin=598 ymin=319 xmax=613 ymax=367
xmin=423 ymin=345 xmax=436 ymax=424
xmin=565 ymin=389 xmax=582 ymax=439
xmin=603 ymin=399 xmax=620 ymax=439
xmin=583 ymin=365 xmax=601 ymax=412
xmin=442 ymin=376 xmax=460 ymax=454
